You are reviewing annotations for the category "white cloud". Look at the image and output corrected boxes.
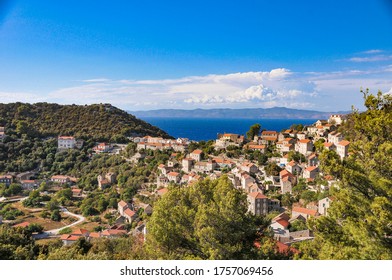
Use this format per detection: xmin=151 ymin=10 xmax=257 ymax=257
xmin=362 ymin=49 xmax=384 ymax=54
xmin=0 ymin=91 xmax=45 ymax=103
xmin=348 ymin=55 xmax=392 ymax=62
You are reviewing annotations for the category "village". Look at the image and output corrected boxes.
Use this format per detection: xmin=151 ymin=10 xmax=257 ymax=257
xmin=0 ymin=114 xmax=349 ymax=250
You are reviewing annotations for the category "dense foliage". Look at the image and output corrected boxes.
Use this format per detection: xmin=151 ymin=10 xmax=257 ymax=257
xmin=0 ymin=102 xmax=171 ymax=141
xmin=145 ymin=176 xmax=274 ymax=259
xmin=298 ymin=90 xmax=392 ymax=259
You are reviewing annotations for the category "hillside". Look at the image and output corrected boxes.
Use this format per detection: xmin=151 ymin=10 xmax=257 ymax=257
xmin=0 ymin=102 xmax=171 ymax=141
xmin=130 ymin=107 xmax=350 ymax=119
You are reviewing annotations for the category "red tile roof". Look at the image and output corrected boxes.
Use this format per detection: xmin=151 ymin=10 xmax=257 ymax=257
xmin=292 ymin=206 xmax=318 ymax=216
xmin=124 ymin=208 xmax=136 ymax=217
xmin=275 ymin=218 xmax=290 ymax=228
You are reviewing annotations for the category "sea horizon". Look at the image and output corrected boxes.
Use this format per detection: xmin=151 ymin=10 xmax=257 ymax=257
xmin=141 ymin=117 xmax=317 ymax=141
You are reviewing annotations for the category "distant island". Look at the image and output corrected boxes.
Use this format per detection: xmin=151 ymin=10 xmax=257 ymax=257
xmin=129 ymin=107 xmax=350 ymax=119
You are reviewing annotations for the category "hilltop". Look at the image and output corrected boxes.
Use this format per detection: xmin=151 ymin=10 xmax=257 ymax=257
xmin=0 ymin=103 xmax=171 ymax=141
xmin=130 ymin=107 xmax=350 ymax=119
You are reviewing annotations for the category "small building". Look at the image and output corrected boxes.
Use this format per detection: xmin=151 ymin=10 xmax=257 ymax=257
xmin=308 ymin=154 xmax=319 ymax=167
xmin=167 ymin=172 xmax=180 ymax=183
xmin=93 ymin=142 xmax=112 ymax=153
xmin=303 ymin=166 xmax=319 ymax=180
xmin=51 ymin=175 xmax=70 ymax=184
xmin=292 ymin=206 xmax=319 ymax=221
xmin=323 ymin=142 xmax=336 ymax=151
xmin=21 ymin=180 xmax=39 ymax=190
xmin=118 ymin=200 xmax=132 ymax=216
xmin=247 ymin=192 xmax=269 ymax=216
xmin=296 ymin=139 xmax=314 ymax=156
xmin=182 ymin=158 xmax=194 ymax=172
xmin=98 ymin=173 xmax=116 ymax=189
xmin=285 ymin=161 xmax=301 ymax=175
xmin=336 ymin=140 xmax=350 ymax=160
xmin=328 ymin=114 xmax=346 ymax=125
xmin=0 ymin=175 xmax=12 ymax=187
xmin=241 ymin=162 xmax=258 ymax=174
xmin=318 ymin=197 xmax=333 ymax=216
xmin=190 ymin=149 xmax=203 ymax=162
xmin=58 ymin=136 xmax=76 ymax=149
xmin=123 ymin=208 xmax=138 ymax=223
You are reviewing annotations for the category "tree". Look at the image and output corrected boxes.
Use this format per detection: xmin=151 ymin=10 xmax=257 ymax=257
xmin=265 ymin=162 xmax=282 ymax=176
xmin=299 ymin=90 xmax=392 ymax=259
xmin=246 ymin=123 xmax=261 ymax=140
xmin=145 ymin=176 xmax=270 ymax=260
xmin=51 ymin=209 xmax=61 ymax=221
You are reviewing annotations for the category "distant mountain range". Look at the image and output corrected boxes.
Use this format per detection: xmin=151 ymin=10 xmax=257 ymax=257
xmin=129 ymin=107 xmax=351 ymax=119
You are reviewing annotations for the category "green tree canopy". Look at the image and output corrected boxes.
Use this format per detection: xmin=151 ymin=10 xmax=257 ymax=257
xmin=299 ymin=90 xmax=392 ymax=259
xmin=145 ymin=176 xmax=269 ymax=260
xmin=246 ymin=123 xmax=261 ymax=140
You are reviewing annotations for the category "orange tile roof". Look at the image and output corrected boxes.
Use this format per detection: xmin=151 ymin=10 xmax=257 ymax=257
xmin=72 ymin=228 xmax=90 ymax=235
xmin=262 ymin=131 xmax=278 ymax=135
xmin=101 ymin=229 xmax=127 ymax=236
xmin=89 ymin=232 xmax=101 ymax=238
xmin=299 ymin=139 xmax=311 ymax=143
xmin=248 ymin=144 xmax=266 ymax=149
xmin=191 ymin=149 xmax=203 ymax=154
xmin=167 ymin=171 xmax=179 ymax=177
xmin=305 ymin=166 xmax=318 ymax=172
xmin=280 ymin=169 xmax=294 ymax=178
xmin=338 ymin=140 xmax=350 ymax=146
xmin=292 ymin=206 xmax=318 ymax=216
xmin=124 ymin=208 xmax=136 ymax=217
xmin=324 ymin=142 xmax=334 ymax=147
xmin=157 ymin=188 xmax=168 ymax=196
xmin=61 ymin=234 xmax=80 ymax=241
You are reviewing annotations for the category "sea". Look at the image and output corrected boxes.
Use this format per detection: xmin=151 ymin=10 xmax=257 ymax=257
xmin=141 ymin=117 xmax=317 ymax=141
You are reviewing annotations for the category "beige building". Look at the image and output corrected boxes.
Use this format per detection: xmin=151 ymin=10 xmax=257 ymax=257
xmin=296 ymin=139 xmax=314 ymax=156
xmin=58 ymin=136 xmax=76 ymax=149
xmin=190 ymin=149 xmax=203 ymax=162
xmin=336 ymin=140 xmax=350 ymax=159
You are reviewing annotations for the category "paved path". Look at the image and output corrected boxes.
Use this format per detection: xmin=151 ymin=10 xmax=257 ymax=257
xmin=45 ymin=209 xmax=85 ymax=235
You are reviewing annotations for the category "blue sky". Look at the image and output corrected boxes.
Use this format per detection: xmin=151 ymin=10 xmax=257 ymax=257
xmin=0 ymin=0 xmax=392 ymax=111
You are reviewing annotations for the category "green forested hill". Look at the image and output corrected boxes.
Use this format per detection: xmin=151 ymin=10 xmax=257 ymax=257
xmin=0 ymin=102 xmax=171 ymax=141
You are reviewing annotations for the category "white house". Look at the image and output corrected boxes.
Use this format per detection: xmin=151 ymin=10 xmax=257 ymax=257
xmin=318 ymin=197 xmax=334 ymax=216
xmin=58 ymin=136 xmax=76 ymax=149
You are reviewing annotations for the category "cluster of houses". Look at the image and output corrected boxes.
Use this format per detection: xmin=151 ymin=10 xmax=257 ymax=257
xmin=131 ymin=136 xmax=191 ymax=152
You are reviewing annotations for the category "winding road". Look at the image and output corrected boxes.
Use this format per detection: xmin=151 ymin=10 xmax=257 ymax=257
xmin=45 ymin=208 xmax=85 ymax=235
